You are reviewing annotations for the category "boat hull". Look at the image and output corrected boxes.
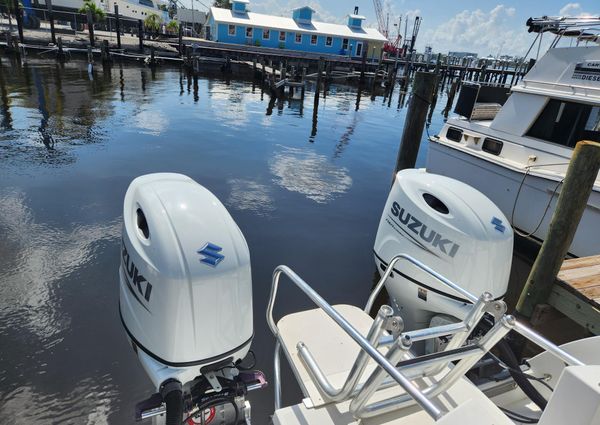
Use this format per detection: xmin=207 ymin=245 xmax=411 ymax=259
xmin=427 ymin=140 xmax=600 ymax=257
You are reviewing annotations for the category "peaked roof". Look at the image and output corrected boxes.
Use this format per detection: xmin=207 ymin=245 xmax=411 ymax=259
xmin=208 ymin=7 xmax=387 ymax=42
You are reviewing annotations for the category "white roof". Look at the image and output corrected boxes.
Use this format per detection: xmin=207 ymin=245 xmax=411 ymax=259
xmin=232 ymin=0 xmax=249 ymax=3
xmin=209 ymin=7 xmax=387 ymax=42
xmin=348 ymin=14 xmax=366 ymax=20
xmin=292 ymin=6 xmax=315 ymax=12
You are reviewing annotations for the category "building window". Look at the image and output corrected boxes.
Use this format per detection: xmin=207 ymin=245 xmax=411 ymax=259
xmin=246 ymin=27 xmax=253 ymax=38
xmin=325 ymin=36 xmax=332 ymax=46
xmin=262 ymin=28 xmax=270 ymax=39
xmin=310 ymin=34 xmax=317 ymax=45
xmin=295 ymin=33 xmax=302 ymax=43
xmin=279 ymin=31 xmax=285 ymax=41
xmin=228 ymin=25 xmax=235 ymax=36
xmin=342 ymin=38 xmax=348 ymax=50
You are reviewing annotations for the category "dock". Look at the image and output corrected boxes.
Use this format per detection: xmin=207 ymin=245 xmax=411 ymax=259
xmin=549 ymin=255 xmax=600 ymax=335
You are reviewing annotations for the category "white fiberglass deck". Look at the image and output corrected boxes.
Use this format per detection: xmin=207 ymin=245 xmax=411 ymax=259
xmin=273 ymin=304 xmax=512 ymax=424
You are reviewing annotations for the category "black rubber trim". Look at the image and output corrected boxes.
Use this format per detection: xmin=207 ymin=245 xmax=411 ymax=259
xmin=119 ymin=306 xmax=254 ymax=368
xmin=373 ymin=250 xmax=506 ymax=304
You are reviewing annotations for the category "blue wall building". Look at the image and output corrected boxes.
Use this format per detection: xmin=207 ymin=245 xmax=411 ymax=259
xmin=205 ymin=0 xmax=386 ymax=59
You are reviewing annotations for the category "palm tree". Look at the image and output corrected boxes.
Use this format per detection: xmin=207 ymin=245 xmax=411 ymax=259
xmin=79 ymin=0 xmax=105 ymax=24
xmin=144 ymin=13 xmax=162 ymax=37
xmin=166 ymin=20 xmax=179 ymax=34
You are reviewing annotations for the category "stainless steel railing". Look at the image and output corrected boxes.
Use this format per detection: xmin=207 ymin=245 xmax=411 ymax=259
xmin=267 ymin=253 xmax=585 ymax=421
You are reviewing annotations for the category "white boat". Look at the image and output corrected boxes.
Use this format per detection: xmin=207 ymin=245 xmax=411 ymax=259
xmin=116 ymin=172 xmax=600 ymax=425
xmin=427 ymin=16 xmax=600 ymax=257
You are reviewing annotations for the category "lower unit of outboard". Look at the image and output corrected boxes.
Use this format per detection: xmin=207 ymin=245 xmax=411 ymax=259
xmin=373 ymin=169 xmax=513 ymax=333
xmin=119 ymin=173 xmax=266 ymax=424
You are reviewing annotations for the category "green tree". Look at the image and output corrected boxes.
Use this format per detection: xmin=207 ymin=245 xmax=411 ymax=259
xmin=144 ymin=13 xmax=162 ymax=35
xmin=213 ymin=0 xmax=231 ymax=9
xmin=79 ymin=0 xmax=106 ymax=23
xmin=166 ymin=20 xmax=179 ymax=34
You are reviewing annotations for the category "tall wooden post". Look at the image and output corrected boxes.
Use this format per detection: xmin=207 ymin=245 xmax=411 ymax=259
xmin=13 ymin=0 xmax=24 ymax=44
xmin=47 ymin=0 xmax=56 ymax=44
xmin=86 ymin=9 xmax=95 ymax=47
xmin=393 ymin=71 xmax=436 ymax=175
xmin=114 ymin=3 xmax=121 ymax=49
xmin=516 ymin=141 xmax=600 ymax=318
xmin=360 ymin=41 xmax=368 ymax=83
xmin=178 ymin=23 xmax=183 ymax=56
xmin=138 ymin=19 xmax=144 ymax=52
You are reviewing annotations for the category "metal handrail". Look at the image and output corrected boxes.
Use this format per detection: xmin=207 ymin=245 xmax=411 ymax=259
xmin=266 ymin=265 xmax=444 ymax=420
xmin=364 ymin=253 xmax=478 ymax=314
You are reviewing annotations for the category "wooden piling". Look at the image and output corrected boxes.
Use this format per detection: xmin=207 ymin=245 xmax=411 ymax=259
xmin=86 ymin=9 xmax=95 ymax=47
xmin=393 ymin=71 xmax=437 ymax=175
xmin=114 ymin=3 xmax=122 ymax=49
xmin=178 ymin=23 xmax=183 ymax=56
xmin=516 ymin=141 xmax=600 ymax=318
xmin=101 ymin=39 xmax=110 ymax=63
xmin=443 ymin=78 xmax=459 ymax=117
xmin=57 ymin=36 xmax=64 ymax=58
xmin=138 ymin=19 xmax=144 ymax=52
xmin=13 ymin=0 xmax=23 ymax=44
xmin=47 ymin=0 xmax=56 ymax=45
xmin=150 ymin=46 xmax=155 ymax=67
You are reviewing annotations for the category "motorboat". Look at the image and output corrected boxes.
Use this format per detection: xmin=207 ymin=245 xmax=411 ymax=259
xmin=117 ymin=171 xmax=600 ymax=425
xmin=427 ymin=16 xmax=600 ymax=258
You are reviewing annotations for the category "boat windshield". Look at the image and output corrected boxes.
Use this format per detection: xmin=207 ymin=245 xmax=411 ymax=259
xmin=139 ymin=0 xmax=154 ymax=7
xmin=527 ymin=99 xmax=600 ymax=147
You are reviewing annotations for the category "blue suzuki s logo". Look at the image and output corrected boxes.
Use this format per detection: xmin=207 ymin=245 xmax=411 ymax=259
xmin=491 ymin=217 xmax=506 ymax=233
xmin=198 ymin=243 xmax=224 ymax=267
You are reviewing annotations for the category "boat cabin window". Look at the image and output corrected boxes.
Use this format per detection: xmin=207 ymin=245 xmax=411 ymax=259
xmin=526 ymin=99 xmax=600 ymax=147
xmin=139 ymin=0 xmax=154 ymax=7
xmin=482 ymin=138 xmax=503 ymax=155
xmin=446 ymin=127 xmax=463 ymax=142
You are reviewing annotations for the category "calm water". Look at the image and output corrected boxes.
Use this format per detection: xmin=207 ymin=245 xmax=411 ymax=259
xmin=0 ymin=58 xmax=449 ymax=424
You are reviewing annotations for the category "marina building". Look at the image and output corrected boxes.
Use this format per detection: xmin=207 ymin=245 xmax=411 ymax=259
xmin=205 ymin=0 xmax=387 ymax=59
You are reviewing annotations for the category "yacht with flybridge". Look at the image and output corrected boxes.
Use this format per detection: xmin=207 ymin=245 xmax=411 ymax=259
xmin=428 ymin=16 xmax=600 ymax=258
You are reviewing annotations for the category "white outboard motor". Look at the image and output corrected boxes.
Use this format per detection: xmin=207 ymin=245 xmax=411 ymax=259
xmin=374 ymin=169 xmax=513 ymax=332
xmin=119 ymin=173 xmax=266 ymax=424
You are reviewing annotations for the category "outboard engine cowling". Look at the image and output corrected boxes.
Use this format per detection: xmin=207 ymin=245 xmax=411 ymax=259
xmin=373 ymin=169 xmax=513 ymax=331
xmin=119 ymin=173 xmax=253 ymax=389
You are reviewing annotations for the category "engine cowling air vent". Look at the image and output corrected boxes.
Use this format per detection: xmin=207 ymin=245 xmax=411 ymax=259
xmin=136 ymin=207 xmax=150 ymax=239
xmin=422 ymin=193 xmax=449 ymax=215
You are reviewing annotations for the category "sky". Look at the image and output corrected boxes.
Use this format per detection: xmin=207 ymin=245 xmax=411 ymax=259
xmin=188 ymin=0 xmax=600 ymax=57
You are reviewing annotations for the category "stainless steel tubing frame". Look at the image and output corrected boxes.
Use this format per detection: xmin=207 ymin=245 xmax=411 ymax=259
xmin=267 ymin=265 xmax=444 ymax=420
xmin=353 ymin=315 xmax=516 ymax=418
xmin=296 ymin=304 xmax=393 ymax=402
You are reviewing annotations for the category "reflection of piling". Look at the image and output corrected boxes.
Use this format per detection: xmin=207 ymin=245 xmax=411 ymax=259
xmin=516 ymin=141 xmax=600 ymax=319
xmin=393 ymin=71 xmax=436 ymax=176
xmin=115 ymin=4 xmax=122 ymax=49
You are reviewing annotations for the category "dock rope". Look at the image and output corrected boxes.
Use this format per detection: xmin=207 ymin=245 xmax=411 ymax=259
xmin=511 ymin=163 xmax=568 ymax=238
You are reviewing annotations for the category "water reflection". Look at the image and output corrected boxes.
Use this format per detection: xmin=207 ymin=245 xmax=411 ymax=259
xmin=0 ymin=58 xmax=454 ymax=424
xmin=0 ymin=189 xmax=120 ymax=340
xmin=269 ymin=146 xmax=353 ymax=203
xmin=227 ymin=179 xmax=275 ymax=216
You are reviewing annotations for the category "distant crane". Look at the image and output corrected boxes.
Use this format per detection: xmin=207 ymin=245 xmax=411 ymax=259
xmin=372 ymin=0 xmax=403 ymax=54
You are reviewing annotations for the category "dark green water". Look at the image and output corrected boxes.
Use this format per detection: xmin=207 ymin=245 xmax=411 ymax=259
xmin=0 ymin=58 xmax=448 ymax=424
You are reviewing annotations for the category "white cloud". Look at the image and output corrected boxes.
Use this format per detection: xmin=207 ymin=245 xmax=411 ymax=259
xmin=559 ymin=2 xmax=594 ymax=16
xmin=418 ymin=5 xmax=529 ymax=57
